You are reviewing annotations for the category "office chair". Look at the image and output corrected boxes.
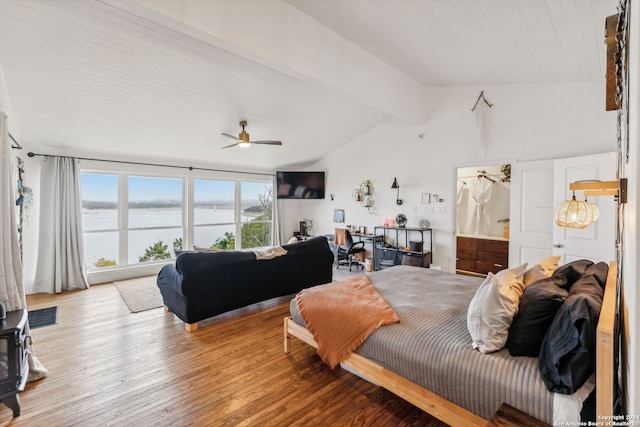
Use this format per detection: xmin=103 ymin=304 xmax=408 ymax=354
xmin=335 ymin=228 xmax=365 ymax=271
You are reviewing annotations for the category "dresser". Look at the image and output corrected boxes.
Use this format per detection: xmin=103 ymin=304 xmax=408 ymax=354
xmin=456 ymin=235 xmax=509 ymax=276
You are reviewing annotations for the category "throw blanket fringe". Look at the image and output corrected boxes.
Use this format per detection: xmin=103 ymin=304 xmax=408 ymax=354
xmin=253 ymin=246 xmax=287 ymax=260
xmin=296 ymin=275 xmax=400 ymax=369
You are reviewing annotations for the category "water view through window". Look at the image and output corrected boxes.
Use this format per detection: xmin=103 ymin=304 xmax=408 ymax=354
xmin=81 ymin=172 xmax=273 ymax=270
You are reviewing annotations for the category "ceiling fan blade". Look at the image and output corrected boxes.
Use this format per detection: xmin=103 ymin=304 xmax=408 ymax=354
xmin=220 ymin=142 xmax=239 ymax=149
xmin=252 ymin=140 xmax=283 ymax=146
xmin=221 ymin=132 xmax=240 ymax=141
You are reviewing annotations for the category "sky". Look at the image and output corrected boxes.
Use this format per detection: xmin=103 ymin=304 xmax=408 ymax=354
xmin=80 ymin=173 xmax=271 ymax=202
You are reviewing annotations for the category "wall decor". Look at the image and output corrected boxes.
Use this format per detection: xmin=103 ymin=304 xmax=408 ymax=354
xmin=352 ymin=180 xmax=374 ymax=213
xmin=333 ymin=209 xmax=345 ymax=223
xmin=421 ymin=193 xmax=431 ymax=204
xmin=419 ymin=219 xmax=431 ymax=229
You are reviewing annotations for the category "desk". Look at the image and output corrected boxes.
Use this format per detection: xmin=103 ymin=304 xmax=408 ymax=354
xmin=351 ymin=233 xmax=383 ymax=245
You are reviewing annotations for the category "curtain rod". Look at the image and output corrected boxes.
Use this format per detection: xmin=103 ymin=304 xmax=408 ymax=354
xmin=9 ymin=132 xmax=22 ymax=149
xmin=26 ymin=152 xmax=275 ymax=177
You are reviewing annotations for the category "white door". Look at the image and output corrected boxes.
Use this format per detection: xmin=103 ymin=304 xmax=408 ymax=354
xmin=552 ymin=152 xmax=617 ymax=264
xmin=509 ymin=159 xmax=555 ymax=267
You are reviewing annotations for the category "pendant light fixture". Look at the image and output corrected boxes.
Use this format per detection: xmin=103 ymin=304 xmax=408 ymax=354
xmin=554 ymin=192 xmax=594 ymax=229
xmin=554 ymin=179 xmax=626 ymax=229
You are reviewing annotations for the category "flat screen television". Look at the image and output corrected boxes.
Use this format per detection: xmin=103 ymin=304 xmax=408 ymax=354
xmin=276 ymin=171 xmax=325 ymax=199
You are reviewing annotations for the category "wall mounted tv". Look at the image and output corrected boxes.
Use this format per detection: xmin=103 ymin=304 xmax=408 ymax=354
xmin=276 ymin=171 xmax=325 ymax=199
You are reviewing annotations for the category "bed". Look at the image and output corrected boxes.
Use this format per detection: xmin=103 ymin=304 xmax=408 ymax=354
xmin=283 ymin=262 xmax=618 ymax=426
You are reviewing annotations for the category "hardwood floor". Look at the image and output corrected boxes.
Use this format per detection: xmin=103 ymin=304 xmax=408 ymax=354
xmin=2 ymin=283 xmax=449 ymax=426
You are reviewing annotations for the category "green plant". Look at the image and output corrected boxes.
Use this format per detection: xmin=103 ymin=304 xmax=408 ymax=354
xmin=173 ymin=237 xmax=183 ymax=254
xmin=139 ymin=240 xmax=171 ymax=262
xmin=241 ymin=187 xmax=273 ymax=248
xmin=214 ymin=232 xmax=235 ymax=250
xmin=20 ymin=185 xmax=33 ymax=223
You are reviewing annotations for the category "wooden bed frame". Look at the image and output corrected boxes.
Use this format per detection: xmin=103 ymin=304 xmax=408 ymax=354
xmin=283 ymin=262 xmax=618 ymax=426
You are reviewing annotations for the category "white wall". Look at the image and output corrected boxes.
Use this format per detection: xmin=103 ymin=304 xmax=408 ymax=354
xmin=285 ymin=82 xmax=616 ymax=272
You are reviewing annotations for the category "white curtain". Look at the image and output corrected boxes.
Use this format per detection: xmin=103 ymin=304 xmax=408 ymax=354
xmin=33 ymin=156 xmax=89 ymax=293
xmin=271 ymin=175 xmax=281 ymax=246
xmin=0 ymin=112 xmax=48 ymax=381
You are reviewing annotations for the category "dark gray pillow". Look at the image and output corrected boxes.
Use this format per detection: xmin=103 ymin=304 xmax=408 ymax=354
xmin=538 ymin=274 xmax=603 ymax=394
xmin=584 ymin=262 xmax=609 ymax=289
xmin=506 ymin=276 xmax=568 ymax=357
xmin=551 ymin=259 xmax=594 ymax=288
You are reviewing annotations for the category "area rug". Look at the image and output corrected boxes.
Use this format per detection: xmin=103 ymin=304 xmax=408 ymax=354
xmin=29 ymin=306 xmax=59 ymax=329
xmin=113 ymin=276 xmax=163 ymax=313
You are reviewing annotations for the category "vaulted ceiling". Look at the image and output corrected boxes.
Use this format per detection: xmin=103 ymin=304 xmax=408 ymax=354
xmin=0 ymin=0 xmax=617 ymax=171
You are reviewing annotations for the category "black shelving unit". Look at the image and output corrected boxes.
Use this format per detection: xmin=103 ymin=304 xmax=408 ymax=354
xmin=373 ymin=226 xmax=433 ymax=271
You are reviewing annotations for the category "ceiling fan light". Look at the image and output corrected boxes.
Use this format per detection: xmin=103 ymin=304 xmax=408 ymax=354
xmin=238 ymin=141 xmax=250 ymax=148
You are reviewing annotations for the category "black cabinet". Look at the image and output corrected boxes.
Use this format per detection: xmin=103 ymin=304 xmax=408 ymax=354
xmin=0 ymin=309 xmax=28 ymax=417
xmin=373 ymin=226 xmax=433 ymax=271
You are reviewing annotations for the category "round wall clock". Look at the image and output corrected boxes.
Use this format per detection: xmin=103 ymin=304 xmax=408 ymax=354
xmin=396 ymin=213 xmax=408 ymax=228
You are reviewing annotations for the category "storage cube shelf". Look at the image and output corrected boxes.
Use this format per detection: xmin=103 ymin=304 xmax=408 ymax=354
xmin=373 ymin=226 xmax=433 ymax=271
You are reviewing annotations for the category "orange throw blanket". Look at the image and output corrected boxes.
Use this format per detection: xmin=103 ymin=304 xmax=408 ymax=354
xmin=296 ymin=275 xmax=400 ymax=369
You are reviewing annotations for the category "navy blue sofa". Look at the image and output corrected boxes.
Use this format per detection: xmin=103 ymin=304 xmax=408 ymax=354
xmin=157 ymin=236 xmax=334 ymax=331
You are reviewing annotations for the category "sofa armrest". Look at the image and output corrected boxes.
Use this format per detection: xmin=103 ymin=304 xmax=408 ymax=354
xmin=157 ymin=264 xmax=184 ymax=296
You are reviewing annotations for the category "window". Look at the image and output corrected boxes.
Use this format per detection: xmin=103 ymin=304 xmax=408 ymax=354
xmin=240 ymin=181 xmax=273 ymax=249
xmin=193 ymin=179 xmax=235 ymax=249
xmin=80 ymin=170 xmax=273 ymax=272
xmin=80 ymin=173 xmax=119 ymax=269
xmin=128 ymin=176 xmax=183 ymax=264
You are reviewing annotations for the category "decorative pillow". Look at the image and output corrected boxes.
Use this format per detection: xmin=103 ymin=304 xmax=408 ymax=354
xmin=584 ymin=262 xmax=609 ymax=289
xmin=467 ymin=263 xmax=527 ymax=353
xmin=506 ymin=276 xmax=569 ymax=356
xmin=538 ymin=274 xmax=604 ymax=393
xmin=287 ymin=236 xmax=299 ymax=244
xmin=551 ymin=259 xmax=594 ymax=289
xmin=523 ymin=256 xmax=561 ymax=286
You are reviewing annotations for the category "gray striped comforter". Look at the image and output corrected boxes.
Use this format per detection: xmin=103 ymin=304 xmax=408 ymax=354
xmin=290 ymin=266 xmax=556 ymax=423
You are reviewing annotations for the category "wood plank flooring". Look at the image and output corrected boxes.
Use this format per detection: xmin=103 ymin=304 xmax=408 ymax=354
xmin=1 ymin=283 xmax=449 ymax=426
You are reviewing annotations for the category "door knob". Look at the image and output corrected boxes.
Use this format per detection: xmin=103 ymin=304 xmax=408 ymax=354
xmin=553 ymin=243 xmax=563 ymax=248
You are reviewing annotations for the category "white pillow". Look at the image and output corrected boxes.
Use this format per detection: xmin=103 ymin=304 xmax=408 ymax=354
xmin=523 ymin=256 xmax=561 ymax=286
xmin=467 ymin=263 xmax=528 ymax=353
xmin=287 ymin=236 xmax=299 ymax=244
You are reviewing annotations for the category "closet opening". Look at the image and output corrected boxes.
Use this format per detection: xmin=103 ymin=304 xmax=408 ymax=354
xmin=455 ymin=164 xmax=511 ymax=277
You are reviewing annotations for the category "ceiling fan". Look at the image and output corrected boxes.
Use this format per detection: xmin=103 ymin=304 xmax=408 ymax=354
xmin=220 ymin=120 xmax=283 ymax=149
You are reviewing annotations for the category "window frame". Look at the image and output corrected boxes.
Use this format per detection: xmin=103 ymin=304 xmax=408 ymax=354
xmin=79 ymin=163 xmax=274 ymax=276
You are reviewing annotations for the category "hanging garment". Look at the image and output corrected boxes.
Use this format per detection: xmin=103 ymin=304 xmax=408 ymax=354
xmin=466 ymin=177 xmax=494 ymax=235
xmin=456 ymin=180 xmax=465 ymax=233
xmin=474 ymin=100 xmax=490 ymax=155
